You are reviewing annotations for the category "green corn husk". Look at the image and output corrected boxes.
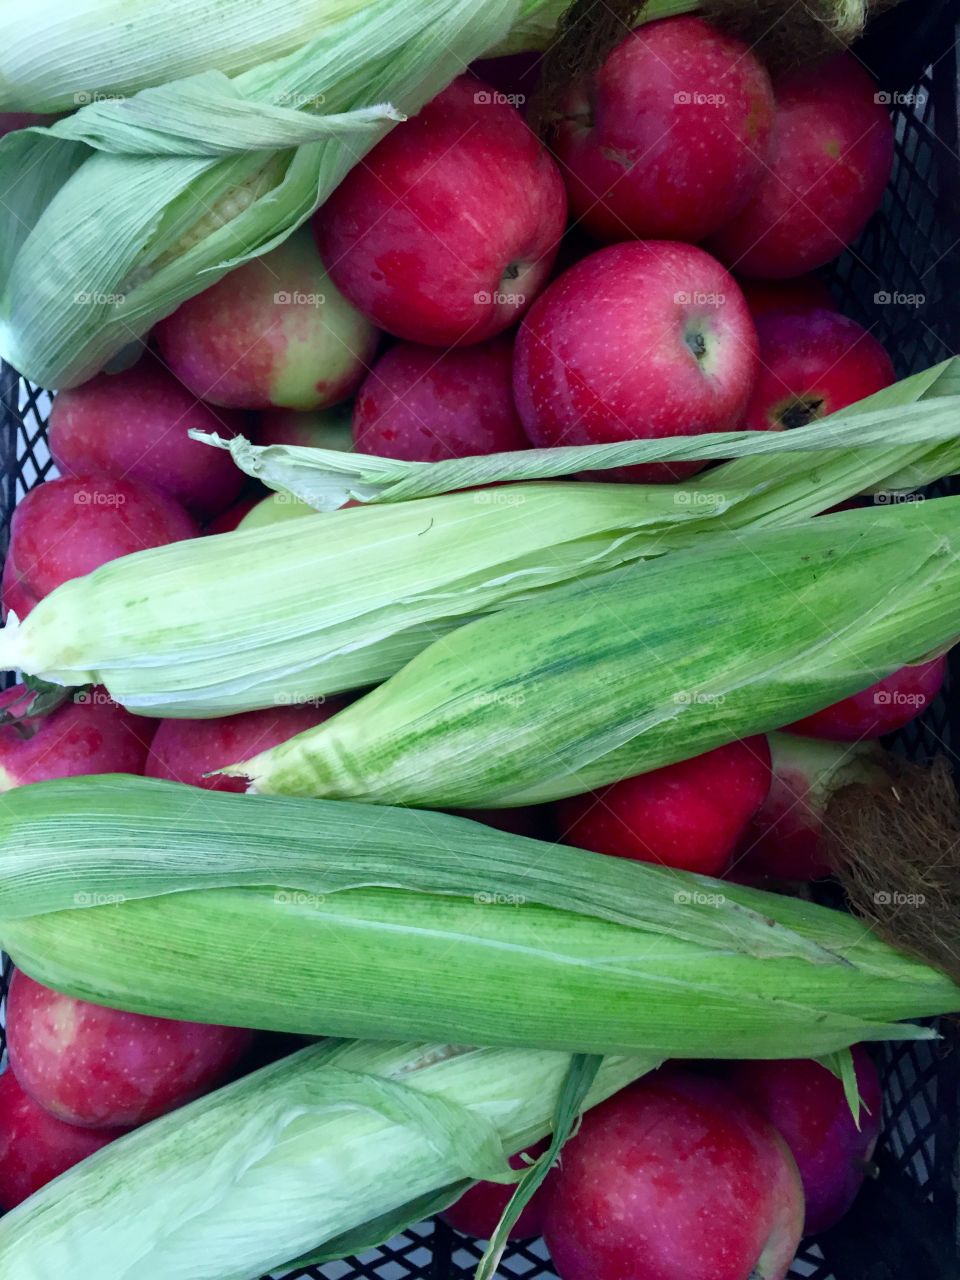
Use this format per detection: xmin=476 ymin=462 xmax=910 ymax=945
xmin=198 ymin=358 xmax=960 ymax=510
xmin=0 ymin=0 xmax=696 ymax=114
xmin=3 ymin=370 xmax=960 ymax=718
xmin=1 ymin=776 xmax=957 ymax=1055
xmin=0 ymin=1036 xmax=656 ymax=1280
xmin=232 ymin=497 xmax=960 ymax=806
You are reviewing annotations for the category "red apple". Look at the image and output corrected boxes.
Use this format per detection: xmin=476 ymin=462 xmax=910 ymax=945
xmin=709 ymin=55 xmax=893 ymax=278
xmin=314 ymin=74 xmax=566 ymax=346
xmin=48 ymin=356 xmax=247 ymax=519
xmin=1 ymin=544 xmax=36 ymax=622
xmin=7 ymin=971 xmax=254 ymax=1129
xmin=738 ymin=275 xmax=835 ymax=318
xmin=0 ymin=684 xmax=153 ymax=789
xmin=554 ymin=737 xmax=771 ymax=877
xmin=0 ymin=1071 xmax=125 ymax=1211
xmin=442 ymin=1138 xmax=550 ymax=1239
xmin=744 ymin=309 xmax=895 ymax=430
xmin=553 ymin=17 xmax=774 ymax=245
xmin=353 ymin=337 xmax=528 ymax=462
xmin=726 ymin=1047 xmax=883 ymax=1235
xmin=2 ymin=475 xmax=198 ymax=618
xmin=785 ymin=655 xmax=946 ymax=740
xmin=733 ymin=734 xmax=890 ymax=881
xmin=145 ymin=701 xmax=343 ymax=792
xmin=154 ymin=228 xmax=379 ymax=410
xmin=256 ymin=405 xmax=353 ymax=451
xmin=544 ymin=1067 xmax=804 ymax=1280
xmin=512 ymin=241 xmax=759 ymax=483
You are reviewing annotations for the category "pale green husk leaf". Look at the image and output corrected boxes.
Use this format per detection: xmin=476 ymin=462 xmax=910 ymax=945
xmin=196 ymin=360 xmax=960 ymax=510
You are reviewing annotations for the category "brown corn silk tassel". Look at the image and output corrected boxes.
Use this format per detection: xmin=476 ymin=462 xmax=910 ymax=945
xmin=532 ymin=0 xmax=895 ymax=132
xmin=826 ymin=757 xmax=960 ymax=985
xmin=530 ymin=0 xmax=647 ymax=131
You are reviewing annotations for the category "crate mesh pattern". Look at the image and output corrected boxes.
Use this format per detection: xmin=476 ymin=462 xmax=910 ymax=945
xmin=1 ymin=4 xmax=960 ymax=1278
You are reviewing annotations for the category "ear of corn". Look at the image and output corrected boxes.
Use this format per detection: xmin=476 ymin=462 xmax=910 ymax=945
xmin=3 ymin=375 xmax=960 ymax=718
xmin=1 ymin=775 xmax=956 ymax=1057
xmin=0 ymin=0 xmax=522 ymax=389
xmin=0 ymin=481 xmax=731 ymax=716
xmin=233 ymin=498 xmax=960 ymax=806
xmin=199 ymin=360 xmax=960 ymax=509
xmin=0 ymin=1036 xmax=658 ymax=1280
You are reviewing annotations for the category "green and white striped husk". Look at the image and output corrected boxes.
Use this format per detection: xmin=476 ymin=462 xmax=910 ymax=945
xmin=3 ymin=368 xmax=960 ymax=719
xmin=0 ymin=776 xmax=956 ymax=1055
xmin=0 ymin=1037 xmax=656 ymax=1280
xmin=232 ymin=497 xmax=960 ymax=806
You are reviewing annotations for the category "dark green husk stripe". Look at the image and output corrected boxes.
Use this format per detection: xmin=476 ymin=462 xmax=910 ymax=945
xmin=0 ymin=775 xmax=956 ymax=1057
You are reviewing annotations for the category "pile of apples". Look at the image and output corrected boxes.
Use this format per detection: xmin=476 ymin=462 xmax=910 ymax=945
xmin=444 ymin=1050 xmax=884 ymax=1280
xmin=0 ymin=16 xmax=940 ymax=1276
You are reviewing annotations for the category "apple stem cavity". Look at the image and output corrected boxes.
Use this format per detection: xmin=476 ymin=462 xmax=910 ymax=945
xmin=684 ymin=325 xmax=709 ymax=363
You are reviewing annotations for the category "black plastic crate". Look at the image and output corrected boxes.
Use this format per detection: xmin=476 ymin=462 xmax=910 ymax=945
xmin=2 ymin=2 xmax=960 ymax=1276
